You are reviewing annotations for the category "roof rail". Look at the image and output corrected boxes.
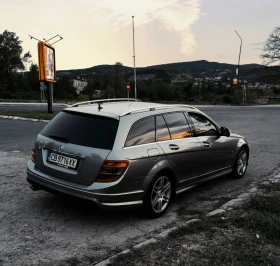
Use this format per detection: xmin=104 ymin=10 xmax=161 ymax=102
xmin=69 ymin=98 xmax=141 ymax=108
xmin=120 ymin=104 xmax=198 ymax=116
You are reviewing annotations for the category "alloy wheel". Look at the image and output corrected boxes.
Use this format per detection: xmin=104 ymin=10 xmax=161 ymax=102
xmin=151 ymin=176 xmax=172 ymax=214
xmin=237 ymin=150 xmax=248 ymax=176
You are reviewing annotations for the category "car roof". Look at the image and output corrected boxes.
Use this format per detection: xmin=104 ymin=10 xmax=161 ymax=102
xmin=64 ymin=99 xmax=199 ymax=119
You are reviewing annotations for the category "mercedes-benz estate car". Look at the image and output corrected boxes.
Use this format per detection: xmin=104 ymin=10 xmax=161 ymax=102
xmin=27 ymin=99 xmax=249 ymax=217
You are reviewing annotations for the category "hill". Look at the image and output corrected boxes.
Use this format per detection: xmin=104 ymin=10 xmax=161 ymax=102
xmin=57 ymin=60 xmax=265 ymax=81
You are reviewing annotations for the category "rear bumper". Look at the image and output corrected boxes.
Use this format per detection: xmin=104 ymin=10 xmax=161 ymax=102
xmin=27 ymin=160 xmax=144 ymax=210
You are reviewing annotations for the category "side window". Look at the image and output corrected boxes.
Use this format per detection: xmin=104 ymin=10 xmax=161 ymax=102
xmin=163 ymin=113 xmax=192 ymax=140
xmin=125 ymin=116 xmax=155 ymax=147
xmin=189 ymin=113 xmax=218 ymax=137
xmin=156 ymin=116 xmax=171 ymax=141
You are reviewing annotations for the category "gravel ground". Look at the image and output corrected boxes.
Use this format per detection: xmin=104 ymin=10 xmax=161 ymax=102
xmin=1 ymin=106 xmax=280 ymax=265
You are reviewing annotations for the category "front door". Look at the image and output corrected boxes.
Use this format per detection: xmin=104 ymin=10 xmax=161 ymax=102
xmin=188 ymin=112 xmax=232 ymax=179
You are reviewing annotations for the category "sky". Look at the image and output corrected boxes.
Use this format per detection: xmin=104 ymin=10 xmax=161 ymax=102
xmin=0 ymin=0 xmax=279 ymax=70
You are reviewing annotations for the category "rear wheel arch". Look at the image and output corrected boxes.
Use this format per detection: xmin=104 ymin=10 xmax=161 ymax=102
xmin=143 ymin=159 xmax=178 ymax=191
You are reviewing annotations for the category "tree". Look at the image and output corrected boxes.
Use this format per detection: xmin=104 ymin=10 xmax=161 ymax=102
xmin=54 ymin=77 xmax=76 ymax=99
xmin=261 ymin=27 xmax=280 ymax=66
xmin=82 ymin=79 xmax=101 ymax=99
xmin=27 ymin=63 xmax=39 ymax=91
xmin=0 ymin=30 xmax=31 ymax=89
xmin=112 ymin=62 xmax=125 ymax=97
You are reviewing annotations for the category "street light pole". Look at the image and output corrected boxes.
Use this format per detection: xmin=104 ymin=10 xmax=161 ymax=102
xmin=132 ymin=16 xmax=137 ymax=99
xmin=235 ymin=30 xmax=243 ymax=103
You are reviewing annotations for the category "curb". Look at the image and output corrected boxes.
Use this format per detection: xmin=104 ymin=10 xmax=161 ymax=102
xmin=0 ymin=115 xmax=50 ymax=123
xmin=93 ymin=172 xmax=280 ymax=266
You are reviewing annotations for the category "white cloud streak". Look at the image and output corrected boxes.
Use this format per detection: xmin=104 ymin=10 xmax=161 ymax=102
xmin=80 ymin=0 xmax=202 ymax=55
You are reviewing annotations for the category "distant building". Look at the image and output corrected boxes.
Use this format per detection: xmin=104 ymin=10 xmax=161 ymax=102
xmin=72 ymin=77 xmax=87 ymax=94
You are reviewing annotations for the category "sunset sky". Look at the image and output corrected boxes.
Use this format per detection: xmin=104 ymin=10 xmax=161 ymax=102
xmin=0 ymin=0 xmax=279 ymax=70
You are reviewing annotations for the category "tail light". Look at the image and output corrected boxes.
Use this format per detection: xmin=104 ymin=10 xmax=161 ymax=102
xmin=31 ymin=145 xmax=35 ymax=162
xmin=96 ymin=160 xmax=129 ymax=183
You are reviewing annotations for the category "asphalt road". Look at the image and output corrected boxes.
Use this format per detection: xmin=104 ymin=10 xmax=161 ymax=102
xmin=0 ymin=106 xmax=280 ymax=265
xmin=0 ymin=103 xmax=66 ymax=112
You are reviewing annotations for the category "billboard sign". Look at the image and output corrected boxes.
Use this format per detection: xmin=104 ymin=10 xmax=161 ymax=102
xmin=38 ymin=41 xmax=56 ymax=83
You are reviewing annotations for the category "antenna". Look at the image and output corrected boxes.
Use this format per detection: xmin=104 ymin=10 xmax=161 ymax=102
xmin=29 ymin=34 xmax=63 ymax=46
xmin=43 ymin=38 xmax=51 ymax=45
xmin=98 ymin=102 xmax=103 ymax=111
xmin=28 ymin=35 xmax=41 ymax=42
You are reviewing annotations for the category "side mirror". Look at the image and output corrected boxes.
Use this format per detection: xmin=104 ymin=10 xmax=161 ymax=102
xmin=220 ymin=127 xmax=230 ymax=137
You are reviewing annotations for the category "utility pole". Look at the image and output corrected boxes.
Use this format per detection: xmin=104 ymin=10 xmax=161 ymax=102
xmin=235 ymin=30 xmax=243 ymax=103
xmin=132 ymin=16 xmax=137 ymax=99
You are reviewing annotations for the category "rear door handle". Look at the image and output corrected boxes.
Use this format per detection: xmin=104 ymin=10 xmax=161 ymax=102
xmin=169 ymin=144 xmax=179 ymax=150
xmin=203 ymin=141 xmax=211 ymax=147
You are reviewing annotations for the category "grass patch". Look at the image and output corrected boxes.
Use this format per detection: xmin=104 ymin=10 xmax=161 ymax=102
xmin=258 ymin=182 xmax=280 ymax=192
xmin=199 ymin=236 xmax=277 ymax=266
xmin=108 ymin=228 xmax=278 ymax=266
xmin=168 ymin=216 xmax=228 ymax=240
xmin=237 ymin=194 xmax=280 ymax=244
xmin=241 ymin=211 xmax=280 ymax=244
xmin=0 ymin=110 xmax=59 ymax=120
xmin=246 ymin=194 xmax=280 ymax=214
xmin=108 ymin=182 xmax=280 ymax=266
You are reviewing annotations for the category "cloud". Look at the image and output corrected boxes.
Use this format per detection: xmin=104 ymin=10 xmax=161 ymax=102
xmin=80 ymin=0 xmax=202 ymax=55
xmin=250 ymin=42 xmax=265 ymax=46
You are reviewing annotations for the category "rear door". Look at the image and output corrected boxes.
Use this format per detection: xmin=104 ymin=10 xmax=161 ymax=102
xmin=156 ymin=112 xmax=202 ymax=187
xmin=35 ymin=111 xmax=119 ymax=185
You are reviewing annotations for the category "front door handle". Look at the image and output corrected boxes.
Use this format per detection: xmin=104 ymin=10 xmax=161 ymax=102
xmin=203 ymin=141 xmax=211 ymax=147
xmin=169 ymin=144 xmax=179 ymax=150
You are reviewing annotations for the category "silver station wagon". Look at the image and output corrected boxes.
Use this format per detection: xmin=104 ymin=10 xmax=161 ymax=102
xmin=27 ymin=99 xmax=249 ymax=217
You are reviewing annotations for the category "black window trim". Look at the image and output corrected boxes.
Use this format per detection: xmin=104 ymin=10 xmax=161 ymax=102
xmin=155 ymin=114 xmax=172 ymax=142
xmin=123 ymin=115 xmax=156 ymax=148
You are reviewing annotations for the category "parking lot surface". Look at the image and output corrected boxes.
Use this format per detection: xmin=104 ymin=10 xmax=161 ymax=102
xmin=0 ymin=106 xmax=280 ymax=265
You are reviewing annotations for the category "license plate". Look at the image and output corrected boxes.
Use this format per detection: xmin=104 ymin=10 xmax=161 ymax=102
xmin=47 ymin=152 xmax=78 ymax=169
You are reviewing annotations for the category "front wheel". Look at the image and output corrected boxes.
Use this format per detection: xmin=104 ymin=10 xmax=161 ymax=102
xmin=143 ymin=174 xmax=172 ymax=218
xmin=232 ymin=148 xmax=248 ymax=179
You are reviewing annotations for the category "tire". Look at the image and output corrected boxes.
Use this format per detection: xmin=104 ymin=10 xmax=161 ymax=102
xmin=232 ymin=147 xmax=248 ymax=179
xmin=143 ymin=174 xmax=172 ymax=218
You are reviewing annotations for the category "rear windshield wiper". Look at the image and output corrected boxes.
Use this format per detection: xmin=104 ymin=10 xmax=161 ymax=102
xmin=48 ymin=135 xmax=69 ymax=143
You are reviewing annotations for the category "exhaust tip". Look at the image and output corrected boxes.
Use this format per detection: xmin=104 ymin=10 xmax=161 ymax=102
xmin=30 ymin=184 xmax=41 ymax=191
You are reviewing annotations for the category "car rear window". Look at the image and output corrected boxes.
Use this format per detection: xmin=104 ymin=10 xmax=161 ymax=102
xmin=40 ymin=111 xmax=119 ymax=150
xmin=125 ymin=116 xmax=155 ymax=147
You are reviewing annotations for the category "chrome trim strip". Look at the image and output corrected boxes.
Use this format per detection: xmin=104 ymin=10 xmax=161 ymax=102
xmin=92 ymin=190 xmax=144 ymax=196
xmin=176 ymin=185 xmax=196 ymax=195
xmin=120 ymin=105 xmax=198 ymax=116
xmin=199 ymin=166 xmax=231 ymax=177
xmin=123 ymin=142 xmax=156 ymax=149
xmin=69 ymin=98 xmax=140 ymax=108
xmin=101 ymin=201 xmax=143 ymax=206
xmin=41 ymin=146 xmax=86 ymax=159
